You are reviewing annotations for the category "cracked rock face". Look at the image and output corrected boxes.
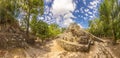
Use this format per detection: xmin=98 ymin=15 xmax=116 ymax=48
xmin=56 ymin=23 xmax=93 ymax=52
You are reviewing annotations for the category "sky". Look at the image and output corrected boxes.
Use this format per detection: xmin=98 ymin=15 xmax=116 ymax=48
xmin=39 ymin=0 xmax=102 ymax=28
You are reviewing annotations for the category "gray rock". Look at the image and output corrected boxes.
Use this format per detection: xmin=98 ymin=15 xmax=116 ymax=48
xmin=56 ymin=23 xmax=95 ymax=52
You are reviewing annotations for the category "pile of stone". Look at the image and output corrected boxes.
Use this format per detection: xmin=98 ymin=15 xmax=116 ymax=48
xmin=0 ymin=25 xmax=35 ymax=49
xmin=56 ymin=23 xmax=94 ymax=52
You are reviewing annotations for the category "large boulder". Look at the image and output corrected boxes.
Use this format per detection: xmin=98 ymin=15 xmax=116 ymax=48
xmin=56 ymin=23 xmax=94 ymax=52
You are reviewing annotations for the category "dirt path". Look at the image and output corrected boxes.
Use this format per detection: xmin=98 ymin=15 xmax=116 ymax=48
xmin=35 ymin=40 xmax=117 ymax=58
xmin=89 ymin=42 xmax=117 ymax=58
xmin=0 ymin=40 xmax=118 ymax=58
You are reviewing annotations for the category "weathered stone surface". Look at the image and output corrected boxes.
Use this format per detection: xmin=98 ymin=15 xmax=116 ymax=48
xmin=0 ymin=26 xmax=36 ymax=49
xmin=56 ymin=22 xmax=106 ymax=53
xmin=56 ymin=39 xmax=90 ymax=52
xmin=0 ymin=32 xmax=28 ymax=49
xmin=78 ymin=36 xmax=89 ymax=44
xmin=56 ymin=23 xmax=94 ymax=52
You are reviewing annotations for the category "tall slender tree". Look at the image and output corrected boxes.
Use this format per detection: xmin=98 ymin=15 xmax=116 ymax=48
xmin=19 ymin=0 xmax=44 ymax=37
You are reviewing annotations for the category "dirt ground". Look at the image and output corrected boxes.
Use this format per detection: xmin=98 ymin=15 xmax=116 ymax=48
xmin=109 ymin=43 xmax=120 ymax=58
xmin=0 ymin=39 xmax=120 ymax=58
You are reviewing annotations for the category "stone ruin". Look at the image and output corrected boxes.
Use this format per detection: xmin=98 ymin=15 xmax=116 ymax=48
xmin=56 ymin=23 xmax=99 ymax=52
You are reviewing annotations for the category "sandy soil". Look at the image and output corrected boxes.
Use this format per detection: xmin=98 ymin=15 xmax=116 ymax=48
xmin=0 ymin=39 xmax=119 ymax=58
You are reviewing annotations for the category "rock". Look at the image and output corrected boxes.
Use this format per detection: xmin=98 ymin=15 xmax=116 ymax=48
xmin=26 ymin=38 xmax=35 ymax=45
xmin=0 ymin=31 xmax=32 ymax=49
xmin=56 ymin=23 xmax=96 ymax=52
xmin=78 ymin=36 xmax=89 ymax=44
xmin=56 ymin=39 xmax=90 ymax=52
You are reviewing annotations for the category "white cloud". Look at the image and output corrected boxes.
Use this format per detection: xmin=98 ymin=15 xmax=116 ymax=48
xmin=88 ymin=0 xmax=101 ymax=9
xmin=51 ymin=0 xmax=76 ymax=27
xmin=80 ymin=7 xmax=84 ymax=13
xmin=85 ymin=13 xmax=88 ymax=16
xmin=52 ymin=0 xmax=75 ymax=16
xmin=75 ymin=10 xmax=79 ymax=13
xmin=63 ymin=18 xmax=74 ymax=26
xmin=45 ymin=0 xmax=52 ymax=3
xmin=89 ymin=15 xmax=96 ymax=20
xmin=84 ymin=9 xmax=89 ymax=12
xmin=88 ymin=11 xmax=92 ymax=14
xmin=56 ymin=16 xmax=62 ymax=24
xmin=44 ymin=6 xmax=50 ymax=14
xmin=78 ymin=24 xmax=83 ymax=28
xmin=38 ymin=17 xmax=44 ymax=20
xmin=90 ymin=16 xmax=93 ymax=18
xmin=64 ymin=13 xmax=75 ymax=19
xmin=86 ymin=0 xmax=101 ymax=20
xmin=83 ymin=0 xmax=86 ymax=5
xmin=90 ymin=1 xmax=97 ymax=6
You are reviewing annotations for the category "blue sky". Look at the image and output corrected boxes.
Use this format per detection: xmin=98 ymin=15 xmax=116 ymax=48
xmin=40 ymin=0 xmax=102 ymax=28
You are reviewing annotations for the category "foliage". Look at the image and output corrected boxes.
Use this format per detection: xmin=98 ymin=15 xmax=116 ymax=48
xmin=0 ymin=0 xmax=22 ymax=33
xmin=18 ymin=0 xmax=44 ymax=35
xmin=0 ymin=0 xmax=19 ymax=25
xmin=30 ymin=17 xmax=62 ymax=41
xmin=61 ymin=28 xmax=66 ymax=33
xmin=48 ymin=24 xmax=61 ymax=37
xmin=19 ymin=0 xmax=44 ymax=15
xmin=0 ymin=0 xmax=44 ymax=29
xmin=30 ymin=17 xmax=49 ymax=41
xmin=89 ymin=0 xmax=120 ymax=44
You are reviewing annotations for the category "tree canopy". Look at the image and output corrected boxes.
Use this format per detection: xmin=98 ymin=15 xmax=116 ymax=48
xmin=89 ymin=0 xmax=120 ymax=44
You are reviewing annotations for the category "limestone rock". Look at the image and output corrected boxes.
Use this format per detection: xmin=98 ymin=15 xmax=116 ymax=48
xmin=56 ymin=23 xmax=95 ymax=52
xmin=56 ymin=39 xmax=90 ymax=52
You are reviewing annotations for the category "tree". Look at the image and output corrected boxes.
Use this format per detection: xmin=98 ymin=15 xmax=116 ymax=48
xmin=19 ymin=0 xmax=44 ymax=37
xmin=89 ymin=18 xmax=103 ymax=37
xmin=89 ymin=0 xmax=120 ymax=44
xmin=0 ymin=0 xmax=20 ymax=30
xmin=30 ymin=17 xmax=62 ymax=42
xmin=99 ymin=0 xmax=120 ymax=44
xmin=30 ymin=18 xmax=49 ymax=42
xmin=48 ymin=24 xmax=61 ymax=37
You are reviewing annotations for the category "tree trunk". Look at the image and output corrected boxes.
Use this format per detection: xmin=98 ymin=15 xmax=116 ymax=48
xmin=111 ymin=21 xmax=117 ymax=45
xmin=26 ymin=0 xmax=31 ymax=39
xmin=26 ymin=15 xmax=30 ymax=38
xmin=112 ymin=30 xmax=117 ymax=45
